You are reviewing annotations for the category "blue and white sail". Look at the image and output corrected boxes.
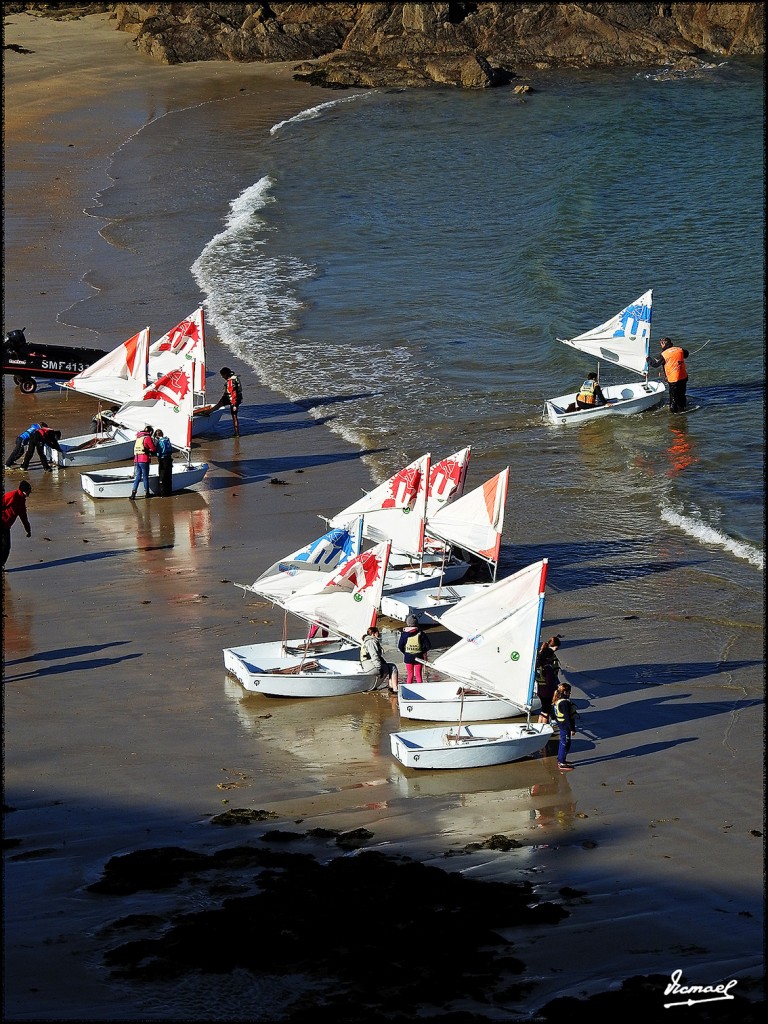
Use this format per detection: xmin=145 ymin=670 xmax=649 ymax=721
xmin=236 ymin=518 xmax=364 ymax=606
xmin=558 ymin=289 xmax=653 ymax=377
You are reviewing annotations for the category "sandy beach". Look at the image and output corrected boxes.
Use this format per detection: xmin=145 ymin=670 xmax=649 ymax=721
xmin=3 ymin=11 xmax=763 ymax=1021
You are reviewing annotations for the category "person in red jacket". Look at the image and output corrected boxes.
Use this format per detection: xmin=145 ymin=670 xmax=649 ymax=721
xmin=129 ymin=426 xmax=156 ymax=500
xmin=213 ymin=367 xmax=243 ymax=437
xmin=2 ymin=480 xmax=32 ymax=567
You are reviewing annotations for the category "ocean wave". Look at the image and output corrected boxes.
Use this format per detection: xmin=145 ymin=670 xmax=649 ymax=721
xmin=270 ymin=93 xmax=372 ymax=136
xmin=661 ymin=505 xmax=764 ymax=570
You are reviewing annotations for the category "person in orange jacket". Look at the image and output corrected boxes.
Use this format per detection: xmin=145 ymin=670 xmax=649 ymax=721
xmin=649 ymin=337 xmax=690 ymax=413
xmin=213 ymin=367 xmax=243 ymax=437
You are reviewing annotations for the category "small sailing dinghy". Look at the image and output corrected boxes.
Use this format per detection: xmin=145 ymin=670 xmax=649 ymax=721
xmin=396 ymin=559 xmax=547 ymax=722
xmin=544 ymin=289 xmax=666 ymax=425
xmin=80 ymin=363 xmax=209 ymax=498
xmin=390 ymin=560 xmax=553 ymax=769
xmin=223 ymin=541 xmax=392 ymax=698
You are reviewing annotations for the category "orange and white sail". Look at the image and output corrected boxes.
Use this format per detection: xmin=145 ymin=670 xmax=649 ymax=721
xmin=64 ymin=327 xmax=149 ymax=405
xmin=426 ymin=466 xmax=509 ymax=571
xmin=432 ymin=558 xmax=547 ymax=640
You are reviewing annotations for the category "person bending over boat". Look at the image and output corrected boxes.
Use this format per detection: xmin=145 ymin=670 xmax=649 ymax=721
xmin=649 ymin=337 xmax=689 ymax=413
xmin=5 ymin=422 xmax=44 ymax=468
xmin=360 ymin=626 xmax=399 ymax=693
xmin=22 ymin=425 xmax=63 ymax=472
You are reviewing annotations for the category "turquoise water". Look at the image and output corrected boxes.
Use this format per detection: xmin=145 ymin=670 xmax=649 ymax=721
xmin=88 ymin=59 xmax=764 ymax=594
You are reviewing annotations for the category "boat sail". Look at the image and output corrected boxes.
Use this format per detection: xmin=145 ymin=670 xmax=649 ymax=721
xmin=233 ymin=519 xmax=364 ymax=605
xmin=390 ymin=559 xmax=553 ymax=769
xmin=63 ymin=327 xmax=150 ymax=406
xmin=223 ymin=541 xmax=392 ymax=698
xmin=544 ymin=289 xmax=666 ymax=425
xmin=396 ymin=559 xmax=548 ymax=722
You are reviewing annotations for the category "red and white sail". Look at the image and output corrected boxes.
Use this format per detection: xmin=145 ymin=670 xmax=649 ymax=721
xmin=113 ymin=363 xmax=195 ymax=452
xmin=426 ymin=446 xmax=471 ymax=519
xmin=329 ymin=453 xmax=430 ymax=557
xmin=64 ymin=327 xmax=150 ymax=405
xmin=285 ymin=541 xmax=392 ymax=644
xmin=426 ymin=466 xmax=509 ymax=570
xmin=149 ymin=307 xmax=206 ymax=394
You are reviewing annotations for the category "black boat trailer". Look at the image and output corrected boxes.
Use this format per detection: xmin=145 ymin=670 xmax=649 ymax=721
xmin=3 ymin=328 xmax=108 ymax=394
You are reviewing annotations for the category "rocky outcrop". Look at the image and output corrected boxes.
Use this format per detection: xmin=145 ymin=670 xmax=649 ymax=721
xmin=15 ymin=3 xmax=766 ymax=88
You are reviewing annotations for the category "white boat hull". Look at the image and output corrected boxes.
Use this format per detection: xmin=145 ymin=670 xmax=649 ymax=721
xmin=223 ymin=638 xmax=380 ymax=697
xmin=544 ymin=380 xmax=665 ymax=425
xmin=380 ymin=581 xmax=492 ymax=623
xmin=383 ymin=557 xmax=470 ymax=594
xmin=390 ymin=722 xmax=553 ymax=769
xmin=397 ymin=681 xmax=540 ymax=721
xmin=46 ymin=430 xmax=135 ymax=467
xmin=191 ymin=406 xmax=226 ymax=435
xmin=80 ymin=462 xmax=209 ymax=498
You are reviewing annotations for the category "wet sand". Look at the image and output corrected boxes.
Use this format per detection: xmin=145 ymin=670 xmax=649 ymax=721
xmin=3 ymin=12 xmax=764 ymax=1020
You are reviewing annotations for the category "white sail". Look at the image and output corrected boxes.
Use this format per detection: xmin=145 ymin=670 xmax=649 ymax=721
xmin=329 ymin=454 xmax=430 ymax=557
xmin=64 ymin=327 xmax=150 ymax=404
xmin=426 ymin=446 xmax=471 ymax=518
xmin=426 ymin=467 xmax=509 ymax=568
xmin=113 ymin=363 xmax=195 ymax=452
xmin=431 ymin=584 xmax=547 ymax=708
xmin=149 ymin=307 xmax=206 ymax=395
xmin=559 ymin=289 xmax=653 ymax=376
xmin=285 ymin=541 xmax=391 ymax=644
xmin=432 ymin=558 xmax=548 ymax=638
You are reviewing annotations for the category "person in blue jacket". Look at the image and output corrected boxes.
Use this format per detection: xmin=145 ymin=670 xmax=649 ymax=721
xmin=5 ymin=422 xmax=44 ymax=467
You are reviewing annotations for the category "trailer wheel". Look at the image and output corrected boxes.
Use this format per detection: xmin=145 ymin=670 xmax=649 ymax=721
xmin=19 ymin=378 xmax=37 ymax=394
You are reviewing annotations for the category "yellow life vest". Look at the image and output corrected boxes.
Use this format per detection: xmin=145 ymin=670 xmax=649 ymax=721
xmin=553 ymin=697 xmax=573 ymax=724
xmin=577 ymin=379 xmax=597 ymax=405
xmin=405 ymin=632 xmax=422 ymax=655
xmin=134 ymin=436 xmax=147 ymax=456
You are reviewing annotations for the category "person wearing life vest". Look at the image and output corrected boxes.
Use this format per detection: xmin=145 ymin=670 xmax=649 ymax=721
xmin=129 ymin=425 xmax=156 ymax=500
xmin=5 ymin=422 xmax=44 ymax=468
xmin=22 ymin=425 xmax=63 ymax=472
xmin=360 ymin=626 xmax=399 ymax=693
xmin=552 ymin=682 xmax=578 ymax=771
xmin=153 ymin=428 xmax=174 ymax=497
xmin=575 ymin=372 xmax=608 ymax=410
xmin=398 ymin=614 xmax=432 ymax=686
xmin=535 ymin=635 xmax=562 ymax=724
xmin=214 ymin=366 xmax=243 ymax=437
xmin=649 ymin=337 xmax=690 ymax=413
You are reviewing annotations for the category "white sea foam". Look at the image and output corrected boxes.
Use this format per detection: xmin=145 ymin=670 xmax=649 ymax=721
xmin=661 ymin=505 xmax=764 ymax=570
xmin=270 ymin=93 xmax=371 ymax=135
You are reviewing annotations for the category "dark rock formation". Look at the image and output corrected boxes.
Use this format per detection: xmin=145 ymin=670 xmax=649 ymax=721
xmin=7 ymin=4 xmax=764 ymax=87
xmin=106 ymin=2 xmax=764 ymax=89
